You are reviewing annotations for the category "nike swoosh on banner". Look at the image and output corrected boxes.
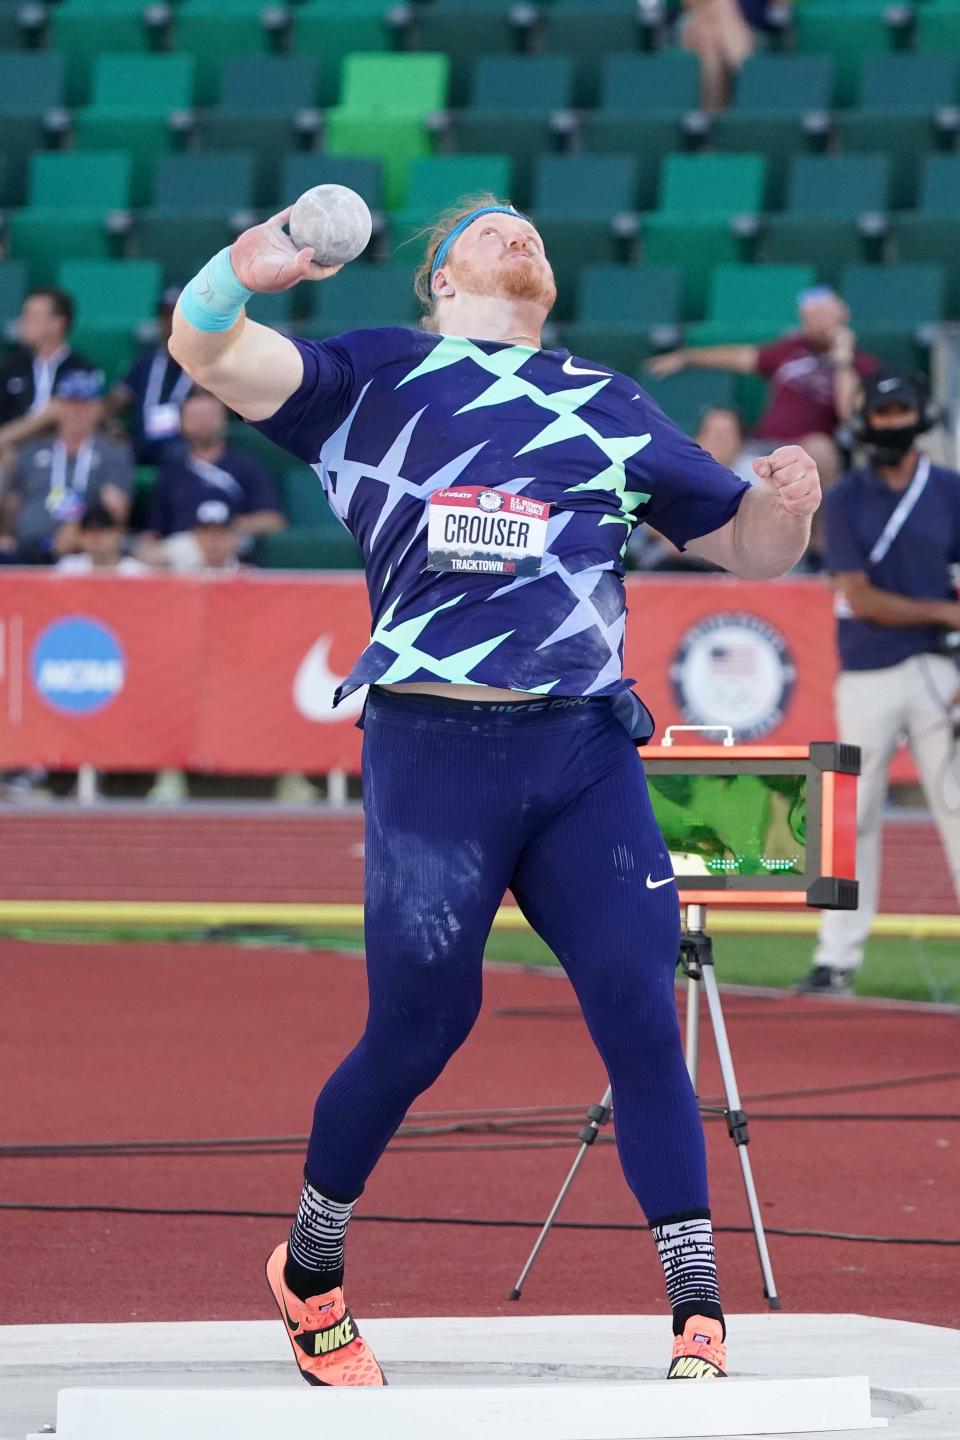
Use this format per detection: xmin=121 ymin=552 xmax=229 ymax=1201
xmin=646 ymin=874 xmax=675 ymax=889
xmin=293 ymin=637 xmax=366 ymax=722
xmin=561 ymin=356 xmax=609 ymax=378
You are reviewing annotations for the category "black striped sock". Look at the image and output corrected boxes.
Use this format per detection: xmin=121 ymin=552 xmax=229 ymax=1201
xmin=285 ymin=1176 xmax=359 ymax=1298
xmin=650 ymin=1210 xmax=724 ymax=1337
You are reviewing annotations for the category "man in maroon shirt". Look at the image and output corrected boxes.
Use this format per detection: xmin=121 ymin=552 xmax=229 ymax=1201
xmin=648 ymin=286 xmax=877 ymax=489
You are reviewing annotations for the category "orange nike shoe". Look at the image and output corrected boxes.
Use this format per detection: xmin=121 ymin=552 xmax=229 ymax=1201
xmin=265 ymin=1243 xmax=386 ymax=1387
xmin=666 ymin=1315 xmax=727 ymax=1379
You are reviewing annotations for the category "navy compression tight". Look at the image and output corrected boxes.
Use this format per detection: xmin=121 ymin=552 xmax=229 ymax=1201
xmin=306 ymin=687 xmax=708 ymax=1223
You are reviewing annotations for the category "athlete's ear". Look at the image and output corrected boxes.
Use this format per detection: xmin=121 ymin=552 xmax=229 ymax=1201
xmin=432 ymin=268 xmax=455 ymax=298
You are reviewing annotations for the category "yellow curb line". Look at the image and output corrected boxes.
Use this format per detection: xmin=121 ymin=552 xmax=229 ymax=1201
xmin=0 ymin=901 xmax=957 ymax=940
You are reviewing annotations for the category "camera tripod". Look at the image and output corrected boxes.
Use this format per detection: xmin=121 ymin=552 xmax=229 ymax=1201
xmin=508 ymin=903 xmax=782 ymax=1309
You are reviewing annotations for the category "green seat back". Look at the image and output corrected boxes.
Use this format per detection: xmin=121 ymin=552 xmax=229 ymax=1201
xmin=291 ymin=1 xmax=390 ymax=108
xmin=858 ymin=54 xmax=957 ymax=112
xmin=733 ymin=54 xmax=834 ymax=114
xmin=198 ymin=113 xmax=296 ymax=209
xmin=541 ymin=4 xmax=643 ymax=109
xmin=577 ymin=263 xmax=681 ymax=327
xmin=0 ymin=51 xmax=64 ymax=114
xmin=598 ymin=51 xmax=700 ymax=114
xmin=786 ymin=155 xmax=890 ymax=218
xmin=172 ymin=2 xmax=272 ymax=106
xmin=0 ymin=259 xmax=27 ymax=328
xmin=532 ymin=155 xmax=639 ymax=217
xmin=793 ymin=5 xmax=896 ymax=106
xmin=50 ymin=4 xmax=149 ymax=107
xmin=919 ymin=155 xmax=960 ymax=216
xmin=137 ymin=214 xmax=237 ymax=288
xmin=312 ymin=263 xmax=419 ymax=332
xmin=28 ymin=150 xmax=132 ymax=209
xmin=282 ymin=155 xmax=385 ymax=213
xmin=58 ymin=259 xmax=162 ymax=328
xmin=705 ymin=264 xmax=816 ymax=330
xmin=412 ymin=7 xmax=523 ymax=108
xmin=404 ymin=154 xmax=512 ymax=213
xmin=151 ymin=152 xmax=255 ymax=214
xmin=89 ymin=53 xmax=195 ymax=113
xmin=217 ymin=56 xmax=317 ymax=115
xmin=258 ymin=527 xmax=363 ymax=570
xmin=339 ymin=53 xmax=448 ymax=116
xmin=761 ymin=218 xmax=864 ymax=289
xmin=639 ymin=371 xmax=737 ymax=435
xmin=841 ymin=263 xmax=945 ymax=331
xmin=657 ymin=154 xmax=764 ymax=218
xmin=280 ymin=468 xmax=333 ymax=529
xmin=323 ymin=111 xmax=428 ymax=210
xmin=916 ymin=2 xmax=960 ymax=52
xmin=470 ymin=55 xmax=572 ymax=112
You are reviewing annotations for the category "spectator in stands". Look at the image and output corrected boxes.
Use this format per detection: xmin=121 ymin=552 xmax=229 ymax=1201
xmin=0 ymin=288 xmax=91 ymax=467
xmin=108 ymin=287 xmax=193 ymax=465
xmin=679 ymin=0 xmax=758 ymax=111
xmin=648 ymin=286 xmax=878 ymax=493
xmin=799 ymin=368 xmax=960 ymax=993
xmin=0 ymin=369 xmax=133 ymax=563
xmin=56 ymin=501 xmax=147 ymax=576
xmin=135 ymin=388 xmax=283 ymax=564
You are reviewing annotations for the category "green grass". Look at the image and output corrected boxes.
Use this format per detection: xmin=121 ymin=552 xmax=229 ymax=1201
xmin=4 ymin=923 xmax=958 ymax=1004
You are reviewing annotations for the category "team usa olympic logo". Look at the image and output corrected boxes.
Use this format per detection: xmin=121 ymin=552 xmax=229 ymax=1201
xmin=670 ymin=612 xmax=796 ymax=741
xmin=477 ymin=490 xmax=504 ymax=512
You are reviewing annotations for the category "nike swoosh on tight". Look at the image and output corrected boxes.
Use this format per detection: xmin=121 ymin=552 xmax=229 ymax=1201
xmin=646 ymin=874 xmax=674 ymax=889
xmin=561 ymin=357 xmax=609 ymax=377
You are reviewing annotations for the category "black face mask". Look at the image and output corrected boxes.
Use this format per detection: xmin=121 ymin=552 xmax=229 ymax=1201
xmin=861 ymin=421 xmax=923 ymax=467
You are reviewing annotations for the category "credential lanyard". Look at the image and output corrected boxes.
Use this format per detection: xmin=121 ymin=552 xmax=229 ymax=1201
xmin=45 ymin=440 xmax=94 ymax=513
xmin=144 ymin=350 xmax=192 ymax=414
xmin=868 ymin=455 xmax=931 ymax=567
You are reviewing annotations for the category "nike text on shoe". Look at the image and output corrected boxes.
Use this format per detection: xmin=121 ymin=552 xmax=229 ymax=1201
xmin=265 ymin=1243 xmax=386 ymax=1387
xmin=667 ymin=1315 xmax=727 ymax=1379
xmin=795 ymin=965 xmax=854 ymax=995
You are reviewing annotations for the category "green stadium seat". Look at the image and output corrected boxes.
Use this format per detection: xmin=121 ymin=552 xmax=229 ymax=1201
xmin=217 ymin=56 xmax=318 ymax=116
xmin=859 ymin=53 xmax=957 ymax=112
xmin=732 ymin=54 xmax=835 ymax=115
xmin=453 ymin=57 xmax=575 ymax=207
xmin=686 ymin=263 xmax=816 ymax=346
xmin=655 ymin=153 xmax=765 ymax=218
xmin=917 ymin=154 xmax=960 ymax=215
xmin=72 ymin=54 xmax=196 ymax=206
xmin=172 ymin=1 xmax=276 ymax=107
xmin=279 ymin=467 xmax=334 ymax=529
xmin=0 ymin=0 xmax=35 ymax=47
xmin=291 ymin=2 xmax=392 ymax=108
xmin=0 ymin=51 xmax=65 ymax=115
xmin=9 ymin=151 xmax=132 ymax=286
xmin=760 ymin=219 xmax=867 ymax=288
xmin=58 ymin=258 xmax=162 ymax=381
xmin=198 ymin=114 xmax=303 ymax=210
xmin=532 ymin=155 xmax=641 ymax=322
xmin=583 ymin=54 xmax=700 ymax=208
xmin=308 ymin=263 xmax=419 ymax=336
xmin=339 ymin=53 xmax=448 ymax=117
xmin=785 ymin=154 xmax=891 ymax=218
xmin=916 ymin=1 xmax=960 ymax=53
xmin=638 ymin=370 xmax=737 ymax=436
xmin=245 ymin=290 xmax=299 ymax=330
xmin=540 ymin=4 xmax=644 ymax=109
xmin=0 ymin=119 xmax=47 ymax=206
xmin=50 ymin=2 xmax=156 ymax=108
xmin=151 ymin=152 xmax=255 ymax=214
xmin=259 ymin=527 xmax=364 ymax=570
xmin=228 ymin=420 xmax=291 ymax=481
xmin=282 ymin=155 xmax=384 ymax=215
xmin=841 ymin=262 xmax=946 ymax=333
xmin=894 ymin=217 xmax=960 ymax=319
xmin=0 ymin=259 xmax=26 ymax=331
xmin=564 ymin=263 xmax=682 ymax=377
xmin=390 ymin=154 xmax=513 ymax=256
xmin=410 ymin=5 xmax=527 ymax=108
xmin=793 ymin=4 xmax=899 ymax=108
xmin=640 ymin=223 xmax=742 ymax=323
xmin=323 ymin=112 xmax=429 ymax=212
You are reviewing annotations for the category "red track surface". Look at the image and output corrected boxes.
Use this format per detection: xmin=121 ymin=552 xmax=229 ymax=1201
xmin=2 ymin=940 xmax=958 ymax=1331
xmin=0 ymin=810 xmax=953 ymax=912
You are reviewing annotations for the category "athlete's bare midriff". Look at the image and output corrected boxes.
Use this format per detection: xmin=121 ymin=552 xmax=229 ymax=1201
xmin=381 ymin=682 xmax=542 ymax=701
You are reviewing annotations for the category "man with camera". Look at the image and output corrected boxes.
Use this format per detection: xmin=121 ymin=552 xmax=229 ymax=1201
xmin=799 ymin=368 xmax=960 ymax=993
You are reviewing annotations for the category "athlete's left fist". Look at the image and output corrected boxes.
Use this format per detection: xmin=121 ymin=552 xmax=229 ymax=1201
xmin=752 ymin=445 xmax=822 ymax=517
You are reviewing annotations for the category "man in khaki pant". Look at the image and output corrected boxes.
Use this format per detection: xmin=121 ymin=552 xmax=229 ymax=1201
xmin=800 ymin=369 xmax=960 ymax=993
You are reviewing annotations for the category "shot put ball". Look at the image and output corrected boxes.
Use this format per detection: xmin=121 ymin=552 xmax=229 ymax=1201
xmin=288 ymin=185 xmax=373 ymax=266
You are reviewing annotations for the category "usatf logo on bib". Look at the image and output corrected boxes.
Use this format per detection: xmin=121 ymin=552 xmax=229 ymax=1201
xmin=427 ymin=486 xmax=550 ymax=576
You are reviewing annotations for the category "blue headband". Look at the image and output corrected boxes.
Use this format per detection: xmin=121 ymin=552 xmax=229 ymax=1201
xmin=430 ymin=205 xmax=529 ymax=288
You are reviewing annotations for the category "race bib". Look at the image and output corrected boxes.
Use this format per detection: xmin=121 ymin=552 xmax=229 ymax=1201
xmin=426 ymin=487 xmax=550 ymax=577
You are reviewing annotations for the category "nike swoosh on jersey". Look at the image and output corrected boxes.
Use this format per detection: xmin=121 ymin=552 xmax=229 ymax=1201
xmin=561 ymin=356 xmax=609 ymax=377
xmin=646 ymin=874 xmax=675 ymax=889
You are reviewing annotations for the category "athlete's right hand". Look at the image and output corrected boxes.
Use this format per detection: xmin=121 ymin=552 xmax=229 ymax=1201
xmin=230 ymin=206 xmax=343 ymax=293
xmin=646 ymin=350 xmax=686 ymax=379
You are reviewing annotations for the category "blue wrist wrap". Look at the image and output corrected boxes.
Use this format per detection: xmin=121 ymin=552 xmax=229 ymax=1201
xmin=179 ymin=247 xmax=254 ymax=333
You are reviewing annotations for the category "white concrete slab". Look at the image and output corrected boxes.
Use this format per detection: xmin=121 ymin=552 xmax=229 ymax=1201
xmin=2 ymin=1313 xmax=956 ymax=1440
xmin=24 ymin=1376 xmax=881 ymax=1440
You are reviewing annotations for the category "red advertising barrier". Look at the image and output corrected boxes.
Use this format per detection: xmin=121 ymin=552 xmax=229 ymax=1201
xmin=0 ymin=569 xmax=868 ymax=775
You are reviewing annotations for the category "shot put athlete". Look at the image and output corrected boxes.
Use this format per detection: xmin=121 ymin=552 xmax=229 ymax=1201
xmin=170 ymin=194 xmax=821 ymax=1386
